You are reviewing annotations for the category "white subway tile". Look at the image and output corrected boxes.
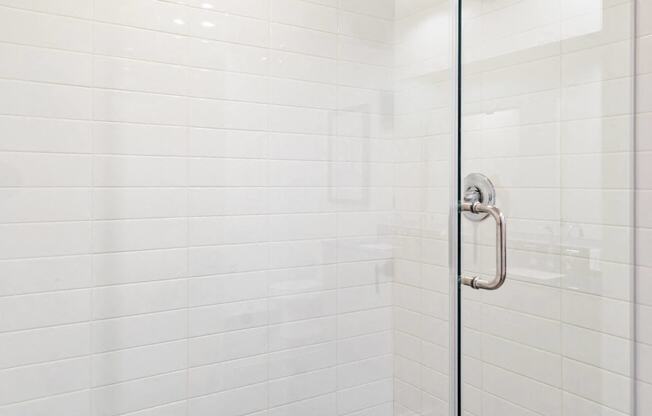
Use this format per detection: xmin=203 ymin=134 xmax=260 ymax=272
xmin=93 ymin=280 xmax=187 ymax=320
xmin=91 ymin=310 xmax=187 ymax=353
xmin=0 ymin=390 xmax=90 ymax=416
xmin=93 ymin=23 xmax=188 ymax=65
xmin=268 ymin=342 xmax=336 ymax=379
xmin=337 ymin=378 xmax=393 ymax=415
xmin=0 ymin=116 xmax=91 ymax=153
xmin=92 ymin=188 xmax=187 ymax=220
xmin=0 ymin=7 xmax=91 ymax=51
xmin=189 ymin=188 xmax=268 ymax=216
xmin=189 ymin=98 xmax=268 ymax=130
xmin=188 ymin=327 xmax=268 ymax=367
xmin=189 ymin=158 xmax=267 ymax=187
xmin=94 ymin=56 xmax=187 ymax=96
xmin=91 ymin=371 xmax=187 ymax=416
xmin=189 ymin=215 xmax=268 ymax=246
xmin=93 ymin=90 xmax=187 ymax=126
xmin=268 ymin=290 xmax=336 ymax=324
xmin=0 ymin=43 xmax=92 ymax=86
xmin=0 ymin=188 xmax=90 ymax=222
xmin=271 ymin=23 xmax=337 ymax=58
xmin=187 ymin=38 xmax=269 ymax=75
xmin=0 ymin=324 xmax=89 ymax=369
xmin=270 ymin=51 xmax=337 ymax=84
xmin=189 ymin=299 xmax=268 ymax=336
xmin=185 ymin=0 xmax=269 ymax=20
xmin=189 ymin=243 xmax=270 ymax=276
xmin=92 ymin=219 xmax=187 ymax=253
xmin=0 ymin=80 xmax=91 ymax=119
xmin=187 ymin=8 xmax=269 ymax=47
xmin=269 ymin=239 xmax=336 ymax=268
xmin=563 ymin=358 xmax=632 ymax=413
xmin=94 ymin=0 xmax=189 ymax=34
xmin=0 ymin=0 xmax=91 ymax=17
xmin=93 ymin=249 xmax=187 ymax=286
xmin=188 ymin=355 xmax=267 ymax=398
xmin=269 ymin=78 xmax=337 ymax=109
xmin=92 ymin=341 xmax=187 ymax=387
xmin=0 ymin=152 xmax=91 ymax=187
xmin=268 ymin=368 xmax=336 ymax=407
xmin=0 ymin=222 xmax=91 ymax=260
xmin=94 ymin=155 xmax=187 ymax=187
xmin=189 ymin=271 xmax=268 ymax=306
xmin=267 ymin=393 xmax=336 ymax=416
xmin=268 ymin=316 xmax=336 ymax=351
xmin=187 ymin=383 xmax=267 ymax=416
xmin=271 ymin=0 xmax=338 ymax=32
xmin=0 ymin=255 xmax=91 ymax=296
xmin=562 ymin=290 xmax=632 ymax=339
xmin=267 ymin=265 xmax=336 ymax=296
xmin=338 ymin=331 xmax=392 ymax=364
xmin=0 ymin=357 xmax=90 ymax=405
xmin=188 ymin=68 xmax=268 ymax=102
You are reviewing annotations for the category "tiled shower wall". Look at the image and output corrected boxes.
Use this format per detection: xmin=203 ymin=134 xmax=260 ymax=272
xmin=0 ymin=0 xmax=396 ymax=415
xmin=636 ymin=0 xmax=652 ymax=413
xmin=0 ymin=1 xmax=651 ymax=416
xmin=392 ymin=0 xmax=452 ymax=415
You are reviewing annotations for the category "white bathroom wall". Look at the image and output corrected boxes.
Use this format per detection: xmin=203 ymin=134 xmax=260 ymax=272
xmin=0 ymin=1 xmax=396 ymax=415
xmin=0 ymin=1 xmax=648 ymax=416
xmin=636 ymin=0 xmax=652 ymax=413
xmin=392 ymin=1 xmax=452 ymax=415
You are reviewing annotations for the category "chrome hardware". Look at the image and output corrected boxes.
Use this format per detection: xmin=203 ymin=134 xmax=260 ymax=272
xmin=460 ymin=173 xmax=507 ymax=290
xmin=462 ymin=173 xmax=495 ymax=221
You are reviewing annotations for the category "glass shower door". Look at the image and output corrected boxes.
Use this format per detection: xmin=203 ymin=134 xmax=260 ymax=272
xmin=458 ymin=1 xmax=636 ymax=415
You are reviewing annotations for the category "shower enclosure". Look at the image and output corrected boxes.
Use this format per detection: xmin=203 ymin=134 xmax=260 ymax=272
xmin=0 ymin=0 xmax=646 ymax=415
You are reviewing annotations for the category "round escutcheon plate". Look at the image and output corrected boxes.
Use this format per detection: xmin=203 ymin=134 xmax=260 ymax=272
xmin=463 ymin=173 xmax=496 ymax=221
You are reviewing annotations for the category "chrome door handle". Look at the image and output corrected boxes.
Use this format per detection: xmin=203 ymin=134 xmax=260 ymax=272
xmin=460 ymin=201 xmax=506 ymax=290
xmin=459 ymin=173 xmax=507 ymax=290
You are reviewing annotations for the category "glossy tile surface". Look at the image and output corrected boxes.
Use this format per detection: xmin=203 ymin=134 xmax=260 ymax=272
xmin=0 ymin=1 xmax=648 ymax=416
xmin=0 ymin=0 xmax=394 ymax=415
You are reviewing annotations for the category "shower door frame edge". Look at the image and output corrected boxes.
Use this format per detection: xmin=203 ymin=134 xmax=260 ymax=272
xmin=449 ymin=0 xmax=462 ymax=415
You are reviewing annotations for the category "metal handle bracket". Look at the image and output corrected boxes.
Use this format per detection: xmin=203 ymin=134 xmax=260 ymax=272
xmin=459 ymin=173 xmax=507 ymax=290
